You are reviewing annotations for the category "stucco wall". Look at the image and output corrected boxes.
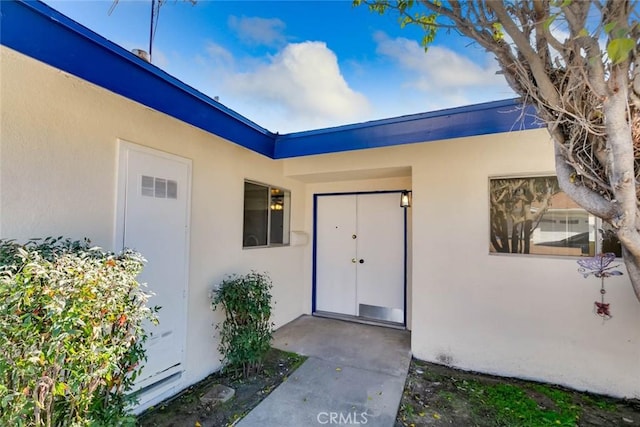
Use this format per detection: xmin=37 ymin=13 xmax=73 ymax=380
xmin=285 ymin=130 xmax=640 ymax=399
xmin=4 ymin=43 xmax=639 ymax=402
xmin=0 ymin=47 xmax=308 ymax=401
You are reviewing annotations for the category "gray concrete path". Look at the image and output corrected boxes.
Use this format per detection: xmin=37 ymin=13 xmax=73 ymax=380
xmin=237 ymin=315 xmax=411 ymax=427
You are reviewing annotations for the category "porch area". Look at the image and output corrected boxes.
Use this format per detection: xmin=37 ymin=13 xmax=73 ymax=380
xmin=237 ymin=315 xmax=411 ymax=426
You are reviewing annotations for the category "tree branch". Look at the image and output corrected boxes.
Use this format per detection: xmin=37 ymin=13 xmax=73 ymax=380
xmin=488 ymin=2 xmax=560 ymax=105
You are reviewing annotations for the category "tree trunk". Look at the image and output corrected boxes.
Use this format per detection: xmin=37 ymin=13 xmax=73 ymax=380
xmin=605 ymin=67 xmax=640 ymax=304
xmin=523 ymin=219 xmax=532 ymax=254
xmin=621 ymin=246 xmax=640 ymax=302
xmin=492 ymin=213 xmax=510 ymax=253
xmin=511 ymin=224 xmax=519 ymax=253
xmin=551 ymin=67 xmax=640 ymax=304
xmin=490 ymin=235 xmax=503 ymax=253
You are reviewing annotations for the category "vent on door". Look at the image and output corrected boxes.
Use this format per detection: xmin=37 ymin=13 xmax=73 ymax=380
xmin=141 ymin=175 xmax=178 ymax=199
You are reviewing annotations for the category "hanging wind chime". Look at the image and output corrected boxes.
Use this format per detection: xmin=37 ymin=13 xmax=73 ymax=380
xmin=577 ymin=252 xmax=622 ymax=320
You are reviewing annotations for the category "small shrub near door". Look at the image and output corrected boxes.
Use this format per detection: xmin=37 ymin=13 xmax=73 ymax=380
xmin=211 ymin=272 xmax=274 ymax=378
xmin=0 ymin=237 xmax=157 ymax=427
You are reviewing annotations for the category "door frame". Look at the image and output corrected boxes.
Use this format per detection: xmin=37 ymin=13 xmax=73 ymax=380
xmin=114 ymin=139 xmax=192 ymax=395
xmin=312 ymin=190 xmax=409 ymax=326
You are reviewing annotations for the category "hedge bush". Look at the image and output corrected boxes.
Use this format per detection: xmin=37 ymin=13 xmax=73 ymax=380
xmin=211 ymin=272 xmax=274 ymax=378
xmin=0 ymin=237 xmax=157 ymax=427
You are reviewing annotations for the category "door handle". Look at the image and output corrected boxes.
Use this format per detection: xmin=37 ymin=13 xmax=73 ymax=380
xmin=359 ymin=259 xmax=365 ymax=264
xmin=352 ymin=258 xmax=357 ymax=263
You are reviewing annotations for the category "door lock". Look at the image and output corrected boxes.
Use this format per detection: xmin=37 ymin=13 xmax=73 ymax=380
xmin=359 ymin=259 xmax=365 ymax=264
xmin=352 ymin=234 xmax=357 ymax=239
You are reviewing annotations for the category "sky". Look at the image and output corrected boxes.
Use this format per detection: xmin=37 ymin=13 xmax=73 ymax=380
xmin=43 ymin=0 xmax=515 ymax=133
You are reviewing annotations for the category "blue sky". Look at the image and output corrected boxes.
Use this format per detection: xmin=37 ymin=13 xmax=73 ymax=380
xmin=44 ymin=0 xmax=515 ymax=133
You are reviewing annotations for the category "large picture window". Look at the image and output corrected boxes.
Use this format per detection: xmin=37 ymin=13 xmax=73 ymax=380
xmin=243 ymin=181 xmax=290 ymax=248
xmin=489 ymin=175 xmax=621 ymax=257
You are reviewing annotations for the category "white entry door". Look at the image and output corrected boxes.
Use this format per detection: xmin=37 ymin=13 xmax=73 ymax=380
xmin=118 ymin=142 xmax=191 ymax=390
xmin=315 ymin=192 xmax=405 ymax=324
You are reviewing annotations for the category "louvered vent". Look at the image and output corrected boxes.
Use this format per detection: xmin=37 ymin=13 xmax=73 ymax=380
xmin=167 ymin=180 xmax=178 ymax=199
xmin=141 ymin=175 xmax=178 ymax=199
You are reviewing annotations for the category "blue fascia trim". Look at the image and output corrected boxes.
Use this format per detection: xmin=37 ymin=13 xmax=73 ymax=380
xmin=1 ymin=1 xmax=276 ymax=157
xmin=403 ymin=206 xmax=407 ymax=327
xmin=2 ymin=1 xmax=545 ymax=161
xmin=312 ymin=190 xmax=406 ymax=197
xmin=273 ymin=99 xmax=543 ymax=159
xmin=311 ymin=194 xmax=319 ymax=314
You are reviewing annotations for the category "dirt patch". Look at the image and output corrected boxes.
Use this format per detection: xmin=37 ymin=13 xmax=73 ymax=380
xmin=396 ymin=359 xmax=640 ymax=427
xmin=138 ymin=351 xmax=639 ymax=427
xmin=137 ymin=348 xmax=306 ymax=427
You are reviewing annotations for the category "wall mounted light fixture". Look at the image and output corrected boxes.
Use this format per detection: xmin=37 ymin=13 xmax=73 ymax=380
xmin=400 ymin=190 xmax=412 ymax=208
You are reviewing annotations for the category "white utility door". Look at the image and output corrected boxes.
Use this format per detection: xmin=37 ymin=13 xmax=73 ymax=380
xmin=119 ymin=143 xmax=191 ymax=389
xmin=315 ymin=193 xmax=405 ymax=324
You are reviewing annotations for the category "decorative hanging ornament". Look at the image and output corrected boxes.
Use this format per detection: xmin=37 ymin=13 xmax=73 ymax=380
xmin=577 ymin=253 xmax=622 ymax=320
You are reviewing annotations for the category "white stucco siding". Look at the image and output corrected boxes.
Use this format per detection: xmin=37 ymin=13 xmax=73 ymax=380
xmin=1 ymin=53 xmax=116 ymax=246
xmin=0 ymin=47 xmax=307 ymax=391
xmin=4 ymin=43 xmax=639 ymax=401
xmin=413 ymin=134 xmax=640 ymax=399
xmin=285 ymin=130 xmax=640 ymax=399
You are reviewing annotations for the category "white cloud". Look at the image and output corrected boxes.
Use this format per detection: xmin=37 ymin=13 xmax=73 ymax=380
xmin=205 ymin=41 xmax=235 ymax=68
xmin=193 ymin=33 xmax=513 ymax=133
xmin=151 ymin=49 xmax=169 ymax=68
xmin=225 ymin=41 xmax=371 ymax=132
xmin=228 ymin=15 xmax=286 ymax=47
xmin=373 ymin=31 xmax=513 ymax=107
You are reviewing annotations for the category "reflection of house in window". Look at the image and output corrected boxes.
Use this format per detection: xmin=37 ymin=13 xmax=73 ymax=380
xmin=489 ymin=176 xmax=623 ymax=257
xmin=532 ymin=205 xmax=594 ymax=256
xmin=530 ymin=193 xmax=622 ymax=257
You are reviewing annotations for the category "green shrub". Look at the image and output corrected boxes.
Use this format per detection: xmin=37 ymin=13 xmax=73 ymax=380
xmin=0 ymin=237 xmax=157 ymax=427
xmin=211 ymin=272 xmax=274 ymax=377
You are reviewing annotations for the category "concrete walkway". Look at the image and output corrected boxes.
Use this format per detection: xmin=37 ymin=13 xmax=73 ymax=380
xmin=237 ymin=315 xmax=411 ymax=427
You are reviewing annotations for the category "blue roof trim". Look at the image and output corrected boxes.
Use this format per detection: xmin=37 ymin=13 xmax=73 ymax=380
xmin=273 ymin=99 xmax=542 ymax=158
xmin=0 ymin=0 xmax=276 ymax=157
xmin=1 ymin=1 xmax=544 ymax=161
